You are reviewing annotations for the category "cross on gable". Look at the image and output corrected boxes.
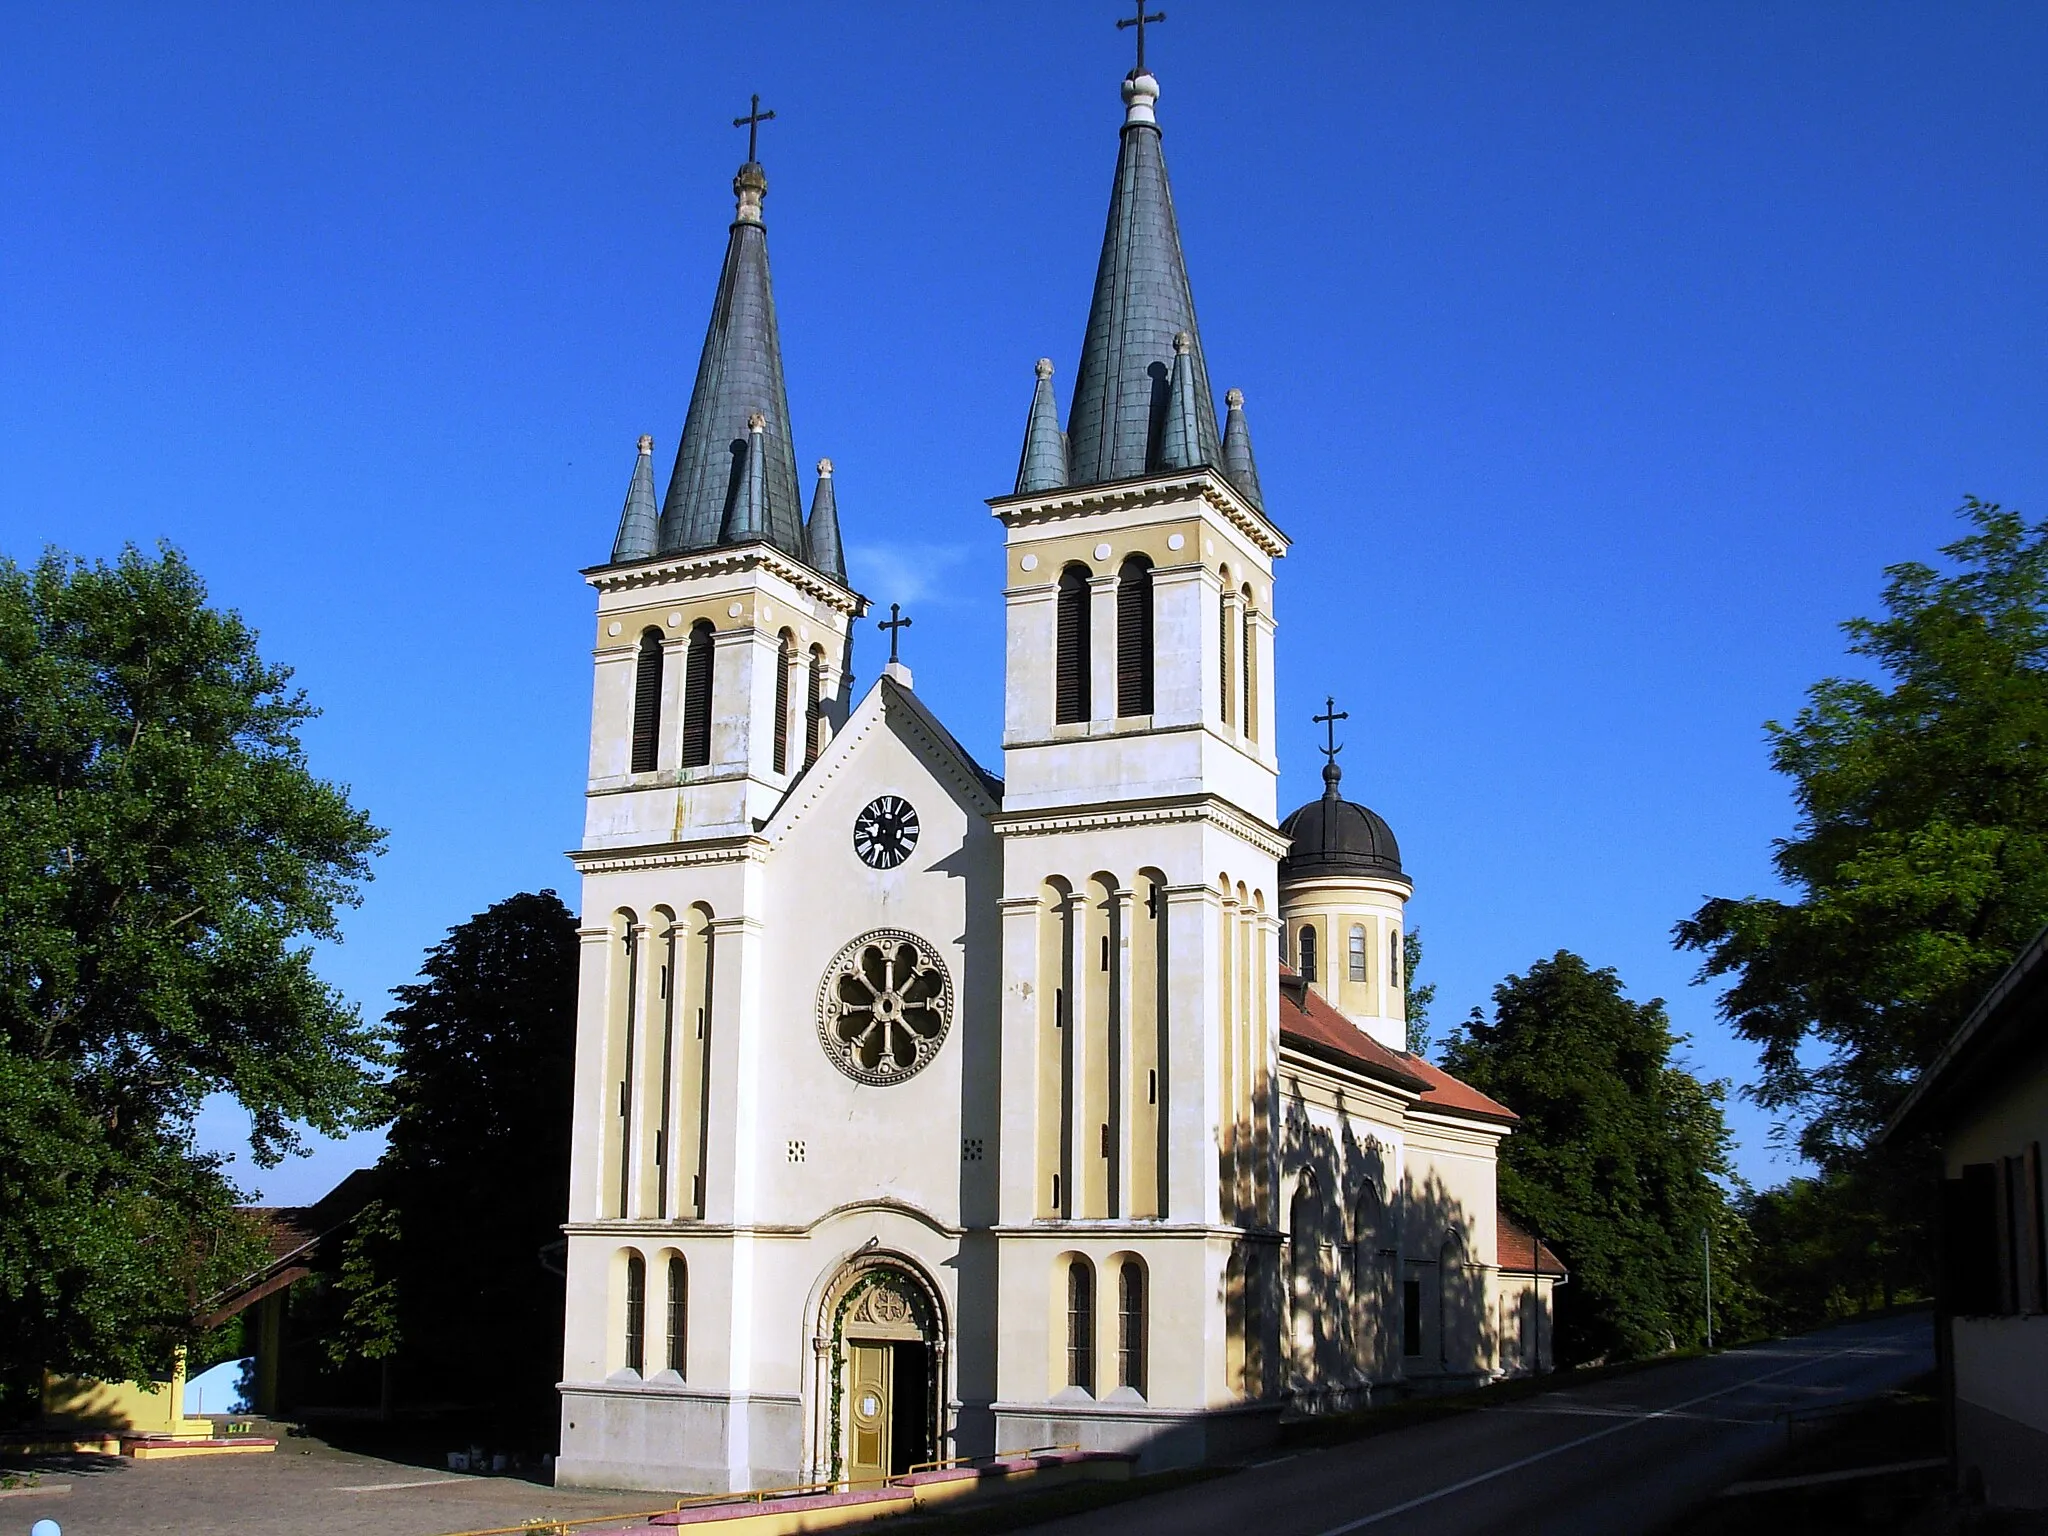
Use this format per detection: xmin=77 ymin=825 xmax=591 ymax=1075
xmin=733 ymin=93 xmax=776 ymax=163
xmin=879 ymin=603 xmax=913 ymax=664
xmin=1116 ymin=2 xmax=1166 ymax=72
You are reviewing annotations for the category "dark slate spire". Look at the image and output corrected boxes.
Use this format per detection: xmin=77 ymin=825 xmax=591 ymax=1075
xmin=656 ymin=158 xmax=808 ymax=562
xmin=1156 ymin=331 xmax=1201 ymax=471
xmin=806 ymin=457 xmax=846 ymax=585
xmin=1221 ymin=388 xmax=1265 ymax=510
xmin=1014 ymin=358 xmax=1069 ymax=494
xmin=1065 ymin=71 xmax=1225 ymax=488
xmin=611 ymin=434 xmax=659 ymax=562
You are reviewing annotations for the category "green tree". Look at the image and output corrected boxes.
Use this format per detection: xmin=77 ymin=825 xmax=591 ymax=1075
xmin=0 ymin=545 xmax=384 ymax=1415
xmin=1676 ymin=499 xmax=2048 ymax=1164
xmin=1403 ymin=927 xmax=1436 ymax=1057
xmin=328 ymin=891 xmax=578 ymax=1446
xmin=1441 ymin=952 xmax=1749 ymax=1364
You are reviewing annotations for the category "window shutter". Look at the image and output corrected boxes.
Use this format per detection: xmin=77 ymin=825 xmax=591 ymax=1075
xmin=773 ymin=634 xmax=792 ymax=773
xmin=1943 ymin=1165 xmax=2003 ymax=1316
xmin=631 ymin=629 xmax=663 ymax=773
xmin=805 ymin=649 xmax=825 ymax=766
xmin=1116 ymin=557 xmax=1154 ymax=716
xmin=1056 ymin=567 xmax=1091 ymax=723
xmin=681 ymin=622 xmax=714 ymax=768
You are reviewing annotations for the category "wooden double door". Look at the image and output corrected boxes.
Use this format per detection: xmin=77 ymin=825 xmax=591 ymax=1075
xmin=845 ymin=1338 xmax=931 ymax=1486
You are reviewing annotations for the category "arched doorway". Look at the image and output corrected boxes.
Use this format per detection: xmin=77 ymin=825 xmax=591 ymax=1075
xmin=812 ymin=1254 xmax=944 ymax=1488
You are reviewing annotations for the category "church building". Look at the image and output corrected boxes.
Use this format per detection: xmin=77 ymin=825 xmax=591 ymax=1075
xmin=555 ymin=57 xmax=1561 ymax=1494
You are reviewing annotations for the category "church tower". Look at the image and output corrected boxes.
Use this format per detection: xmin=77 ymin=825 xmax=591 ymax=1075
xmin=989 ymin=63 xmax=1293 ymax=1451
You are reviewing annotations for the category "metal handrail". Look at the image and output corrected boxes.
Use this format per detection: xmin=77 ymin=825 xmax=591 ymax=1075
xmin=430 ymin=1443 xmax=1087 ymax=1536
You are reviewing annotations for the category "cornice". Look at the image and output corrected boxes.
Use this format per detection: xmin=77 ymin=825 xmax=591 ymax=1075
xmin=994 ymin=794 xmax=1291 ymax=861
xmin=585 ymin=541 xmax=869 ymax=619
xmin=567 ymin=835 xmax=766 ymax=874
xmin=988 ymin=469 xmax=1289 ymax=560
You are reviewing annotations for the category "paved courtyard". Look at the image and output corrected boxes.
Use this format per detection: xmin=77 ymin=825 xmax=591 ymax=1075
xmin=0 ymin=1432 xmax=669 ymax=1536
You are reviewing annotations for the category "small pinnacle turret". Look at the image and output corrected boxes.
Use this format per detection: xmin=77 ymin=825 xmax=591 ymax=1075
xmin=807 ymin=457 xmax=846 ymax=585
xmin=1222 ymin=388 xmax=1264 ymax=510
xmin=611 ymin=434 xmax=659 ymax=562
xmin=1156 ymin=331 xmax=1201 ymax=471
xmin=1014 ymin=358 xmax=1069 ymax=494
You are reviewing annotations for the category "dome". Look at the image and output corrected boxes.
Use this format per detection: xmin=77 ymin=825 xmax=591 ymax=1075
xmin=1280 ymin=762 xmax=1406 ymax=884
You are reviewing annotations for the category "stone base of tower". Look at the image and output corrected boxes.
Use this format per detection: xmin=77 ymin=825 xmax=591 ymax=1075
xmin=554 ymin=1383 xmax=802 ymax=1493
xmin=992 ymin=1396 xmax=1281 ymax=1473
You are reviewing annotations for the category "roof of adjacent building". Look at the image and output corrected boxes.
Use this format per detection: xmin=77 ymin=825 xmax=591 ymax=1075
xmin=1277 ymin=967 xmax=1517 ymax=1125
xmin=1011 ymin=70 xmax=1263 ymax=509
xmin=1280 ymin=759 xmax=1407 ymax=885
xmin=1883 ymin=920 xmax=2048 ymax=1141
xmin=1498 ymin=1212 xmax=1569 ymax=1277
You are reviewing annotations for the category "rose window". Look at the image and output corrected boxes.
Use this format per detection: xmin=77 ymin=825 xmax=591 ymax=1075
xmin=816 ymin=929 xmax=953 ymax=1085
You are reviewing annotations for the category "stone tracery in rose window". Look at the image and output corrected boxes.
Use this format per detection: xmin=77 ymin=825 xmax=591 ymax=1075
xmin=815 ymin=929 xmax=953 ymax=1085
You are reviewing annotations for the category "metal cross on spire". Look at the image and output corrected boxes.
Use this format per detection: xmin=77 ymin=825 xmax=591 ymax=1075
xmin=1116 ymin=2 xmax=1166 ymax=71
xmin=1314 ymin=695 xmax=1349 ymax=767
xmin=733 ymin=93 xmax=776 ymax=163
xmin=879 ymin=603 xmax=913 ymax=664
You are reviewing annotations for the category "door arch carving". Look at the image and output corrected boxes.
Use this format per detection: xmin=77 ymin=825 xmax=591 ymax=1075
xmin=808 ymin=1250 xmax=947 ymax=1487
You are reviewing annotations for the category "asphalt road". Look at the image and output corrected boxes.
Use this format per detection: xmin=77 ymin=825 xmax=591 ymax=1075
xmin=1021 ymin=1313 xmax=1934 ymax=1536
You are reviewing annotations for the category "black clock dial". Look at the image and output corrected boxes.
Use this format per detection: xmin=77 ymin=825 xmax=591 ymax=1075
xmin=853 ymin=794 xmax=919 ymax=869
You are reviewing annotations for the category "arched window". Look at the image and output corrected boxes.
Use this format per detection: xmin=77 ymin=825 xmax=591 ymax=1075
xmin=1066 ymin=1258 xmax=1095 ymax=1392
xmin=1115 ymin=556 xmax=1154 ymax=716
xmin=1056 ymin=565 xmax=1092 ymax=723
xmin=805 ymin=645 xmax=825 ymax=766
xmin=681 ymin=621 xmax=714 ymax=768
xmin=624 ymin=1253 xmax=646 ymax=1375
xmin=1290 ymin=1171 xmax=1320 ymax=1368
xmin=1391 ymin=930 xmax=1403 ymax=990
xmin=1117 ymin=1260 xmax=1147 ymax=1394
xmin=631 ymin=628 xmax=663 ymax=773
xmin=1352 ymin=1181 xmax=1384 ymax=1286
xmin=773 ymin=631 xmax=794 ymax=773
xmin=1277 ymin=923 xmax=1289 ymax=965
xmin=1240 ymin=586 xmax=1258 ymax=741
xmin=666 ymin=1256 xmax=688 ymax=1376
xmin=1349 ymin=924 xmax=1368 ymax=983
xmin=1298 ymin=924 xmax=1318 ymax=984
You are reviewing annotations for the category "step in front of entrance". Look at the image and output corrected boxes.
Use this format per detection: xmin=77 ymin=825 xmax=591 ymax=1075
xmin=628 ymin=1450 xmax=1134 ymax=1535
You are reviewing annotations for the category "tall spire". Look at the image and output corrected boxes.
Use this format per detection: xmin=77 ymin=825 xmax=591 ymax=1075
xmin=1014 ymin=358 xmax=1069 ymax=493
xmin=806 ymin=457 xmax=846 ymax=585
xmin=1221 ymin=388 xmax=1264 ymax=510
xmin=611 ymin=434 xmax=659 ymax=562
xmin=1063 ymin=70 xmax=1225 ymax=488
xmin=655 ymin=152 xmax=809 ymax=564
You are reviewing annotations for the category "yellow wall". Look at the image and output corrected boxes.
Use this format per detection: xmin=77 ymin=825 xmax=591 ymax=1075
xmin=43 ymin=1347 xmax=214 ymax=1437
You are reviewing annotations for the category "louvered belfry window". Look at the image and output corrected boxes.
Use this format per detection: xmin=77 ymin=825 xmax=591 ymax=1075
xmin=805 ymin=647 xmax=825 ymax=766
xmin=631 ymin=628 xmax=664 ymax=773
xmin=773 ymin=631 xmax=793 ymax=773
xmin=1056 ymin=565 xmax=1092 ymax=724
xmin=681 ymin=621 xmax=714 ymax=768
xmin=1116 ymin=556 xmax=1154 ymax=717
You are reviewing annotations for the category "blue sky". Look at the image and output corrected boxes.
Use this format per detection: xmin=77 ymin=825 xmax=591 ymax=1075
xmin=3 ymin=3 xmax=2043 ymax=1201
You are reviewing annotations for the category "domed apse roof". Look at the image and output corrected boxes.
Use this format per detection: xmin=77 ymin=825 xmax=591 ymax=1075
xmin=1280 ymin=760 xmax=1406 ymax=884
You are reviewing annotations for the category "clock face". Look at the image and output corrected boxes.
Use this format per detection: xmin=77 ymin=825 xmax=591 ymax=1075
xmin=853 ymin=794 xmax=919 ymax=869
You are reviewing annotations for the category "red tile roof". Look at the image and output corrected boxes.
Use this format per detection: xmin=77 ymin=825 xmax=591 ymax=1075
xmin=1277 ymin=968 xmax=1517 ymax=1125
xmin=1497 ymin=1211 xmax=1568 ymax=1276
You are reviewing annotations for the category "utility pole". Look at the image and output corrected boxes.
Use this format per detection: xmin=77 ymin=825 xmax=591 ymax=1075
xmin=1703 ymin=1225 xmax=1714 ymax=1350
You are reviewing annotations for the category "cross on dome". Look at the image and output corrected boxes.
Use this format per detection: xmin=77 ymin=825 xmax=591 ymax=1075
xmin=1115 ymin=2 xmax=1166 ymax=72
xmin=733 ymin=93 xmax=776 ymax=164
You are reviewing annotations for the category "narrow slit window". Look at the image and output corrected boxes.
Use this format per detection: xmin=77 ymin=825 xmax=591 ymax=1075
xmin=630 ymin=628 xmax=664 ymax=773
xmin=1299 ymin=925 xmax=1318 ymax=984
xmin=1240 ymin=588 xmax=1258 ymax=741
xmin=1116 ymin=556 xmax=1154 ymax=717
xmin=1391 ymin=930 xmax=1403 ymax=989
xmin=681 ymin=621 xmax=715 ymax=768
xmin=1349 ymin=925 xmax=1368 ymax=983
xmin=1056 ymin=565 xmax=1092 ymax=723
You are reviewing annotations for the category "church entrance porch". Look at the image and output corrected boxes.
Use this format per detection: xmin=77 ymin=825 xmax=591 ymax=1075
xmin=813 ymin=1254 xmax=946 ymax=1488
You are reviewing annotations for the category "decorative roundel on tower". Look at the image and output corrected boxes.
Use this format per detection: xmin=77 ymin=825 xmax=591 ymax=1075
xmin=816 ymin=929 xmax=953 ymax=1085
